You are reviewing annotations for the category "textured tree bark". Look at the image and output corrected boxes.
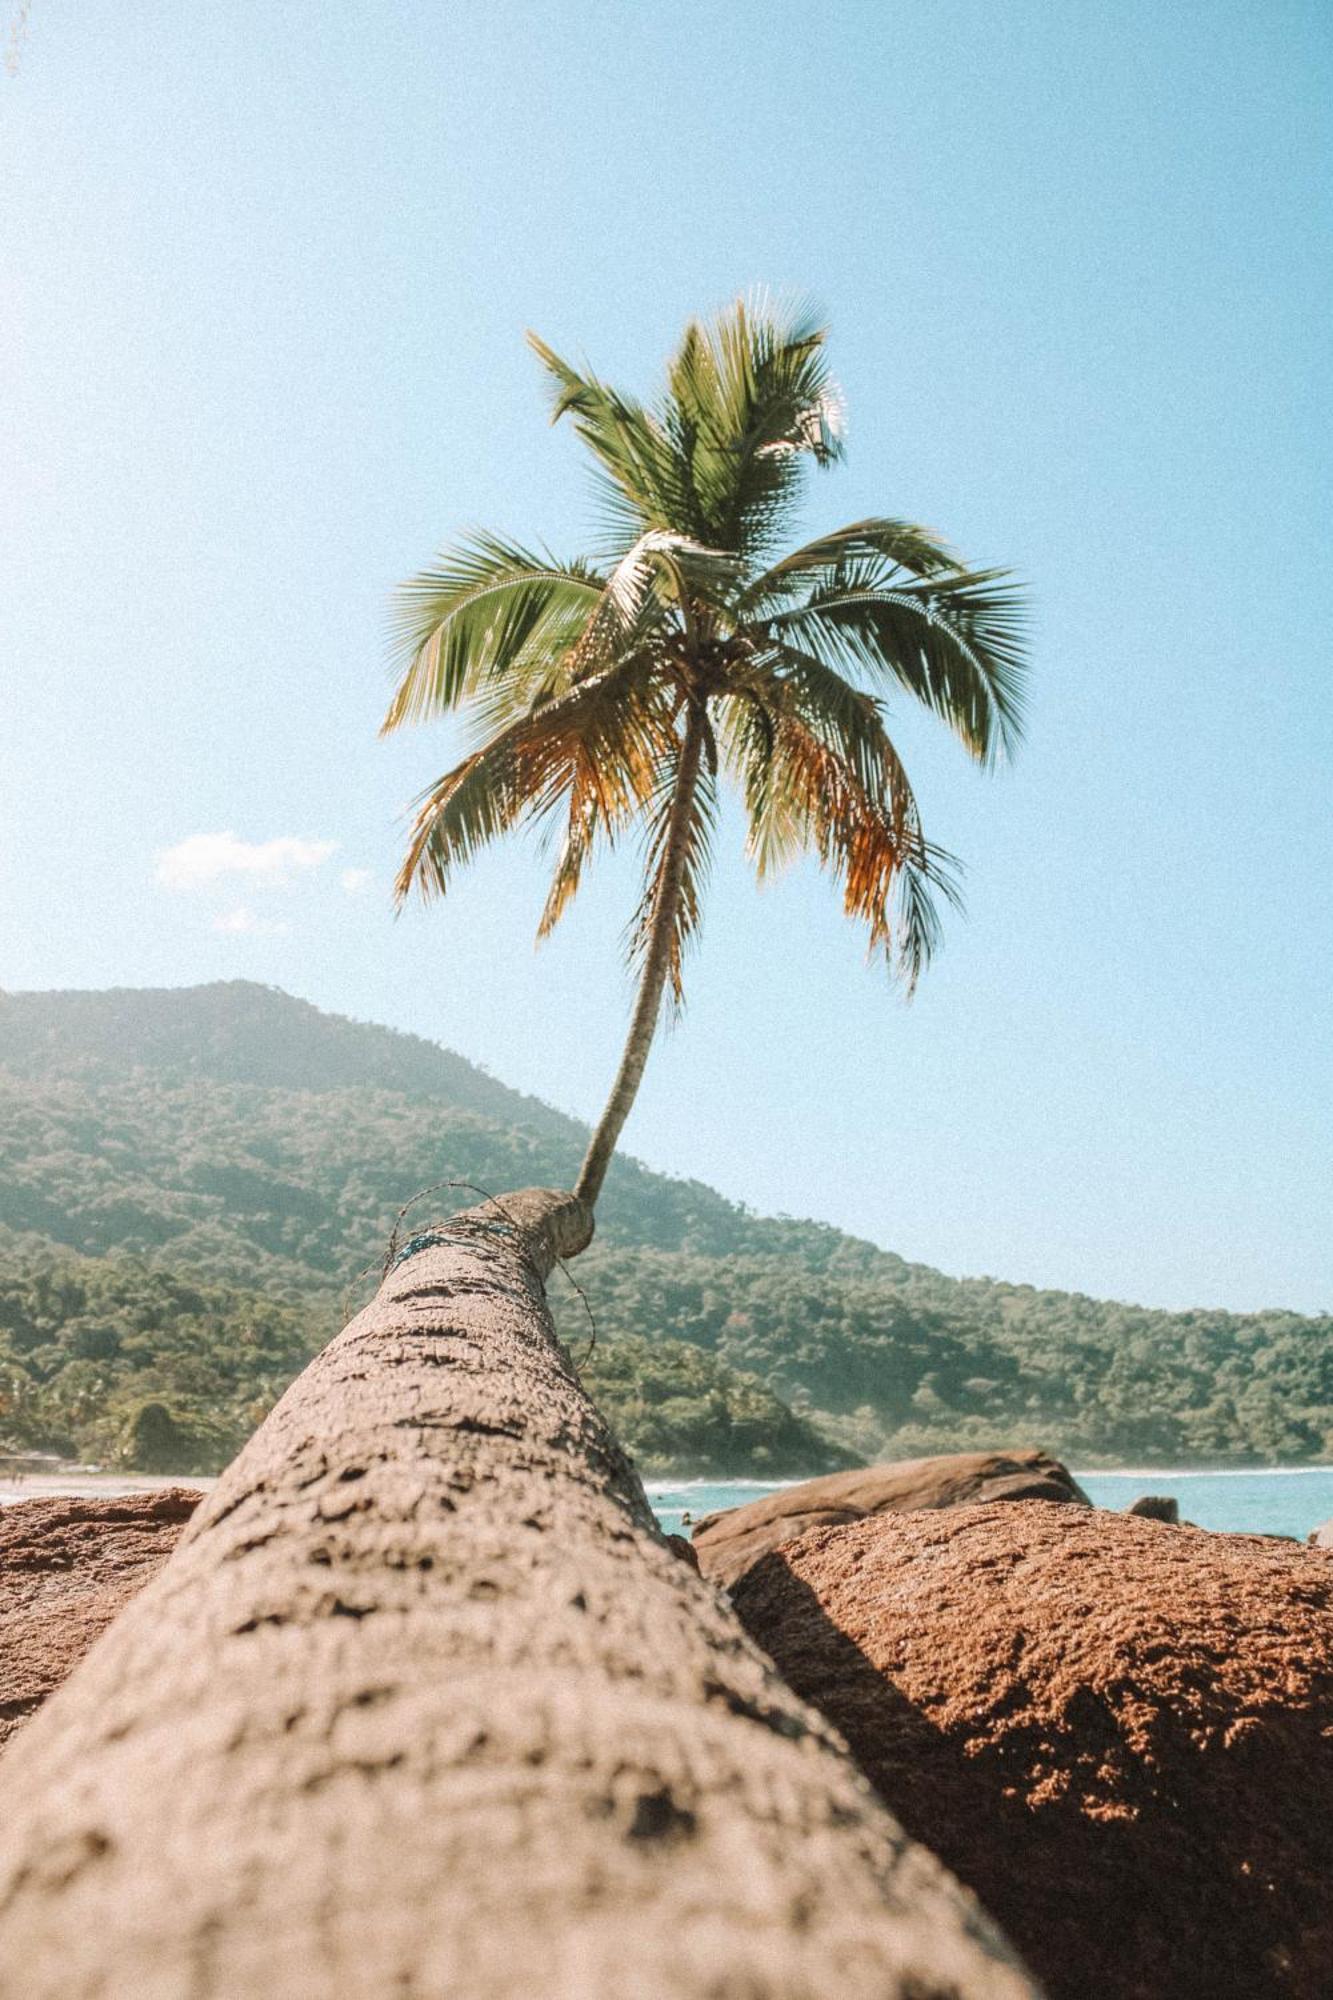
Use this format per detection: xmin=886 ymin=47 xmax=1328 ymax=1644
xmin=0 ymin=1191 xmax=1037 ymax=2000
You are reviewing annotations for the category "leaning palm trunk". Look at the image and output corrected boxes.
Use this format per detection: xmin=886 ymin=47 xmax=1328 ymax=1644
xmin=0 ymin=1190 xmax=1033 ymax=2000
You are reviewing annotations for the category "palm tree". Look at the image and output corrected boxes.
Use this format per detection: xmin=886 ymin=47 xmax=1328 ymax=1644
xmin=384 ymin=295 xmax=1028 ymax=1214
xmin=0 ymin=309 xmax=1040 ymax=1996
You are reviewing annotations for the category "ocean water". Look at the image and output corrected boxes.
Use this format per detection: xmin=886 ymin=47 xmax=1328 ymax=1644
xmin=647 ymin=1467 xmax=1333 ymax=1543
xmin=4 ymin=1466 xmax=1333 ymax=1543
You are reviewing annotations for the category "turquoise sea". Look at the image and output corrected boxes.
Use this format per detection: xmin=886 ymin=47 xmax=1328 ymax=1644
xmin=648 ymin=1467 xmax=1333 ymax=1542
xmin=4 ymin=1467 xmax=1332 ymax=1543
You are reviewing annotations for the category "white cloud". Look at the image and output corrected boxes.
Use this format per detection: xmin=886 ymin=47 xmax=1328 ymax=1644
xmin=155 ymin=831 xmax=337 ymax=892
xmin=340 ymin=867 xmax=373 ymax=896
xmin=211 ymin=906 xmax=289 ymax=936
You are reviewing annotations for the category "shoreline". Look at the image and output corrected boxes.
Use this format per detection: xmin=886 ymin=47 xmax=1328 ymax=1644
xmin=645 ymin=1463 xmax=1333 ymax=1495
xmin=0 ymin=1471 xmax=218 ymax=1507
xmin=4 ymin=1463 xmax=1332 ymax=1512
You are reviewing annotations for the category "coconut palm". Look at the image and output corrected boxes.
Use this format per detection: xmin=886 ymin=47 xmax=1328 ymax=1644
xmin=384 ymin=295 xmax=1028 ymax=1211
xmin=0 ymin=309 xmax=1040 ymax=1996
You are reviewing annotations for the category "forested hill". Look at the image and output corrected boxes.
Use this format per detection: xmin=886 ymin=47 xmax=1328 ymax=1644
xmin=0 ymin=981 xmax=914 ymax=1274
xmin=0 ymin=981 xmax=572 ymax=1134
xmin=1 ymin=982 xmax=1329 ymax=1474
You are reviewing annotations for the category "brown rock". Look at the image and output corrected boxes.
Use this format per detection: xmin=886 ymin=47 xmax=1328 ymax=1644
xmin=1309 ymin=1519 xmax=1333 ymax=1549
xmin=692 ymin=1448 xmax=1089 ymax=1587
xmin=732 ymin=1502 xmax=1333 ymax=2000
xmin=0 ymin=1489 xmax=201 ymax=1754
xmin=1126 ymin=1493 xmax=1180 ymax=1522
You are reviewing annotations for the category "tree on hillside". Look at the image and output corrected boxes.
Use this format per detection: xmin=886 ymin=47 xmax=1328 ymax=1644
xmin=385 ymin=294 xmax=1029 ymax=1206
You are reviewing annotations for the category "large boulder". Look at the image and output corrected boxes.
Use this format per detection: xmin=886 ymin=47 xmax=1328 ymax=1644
xmin=0 ymin=1489 xmax=201 ymax=1754
xmin=1309 ymin=1519 xmax=1333 ymax=1548
xmin=732 ymin=1501 xmax=1333 ymax=2000
xmin=692 ymin=1448 xmax=1088 ymax=1587
xmin=1126 ymin=1493 xmax=1180 ymax=1522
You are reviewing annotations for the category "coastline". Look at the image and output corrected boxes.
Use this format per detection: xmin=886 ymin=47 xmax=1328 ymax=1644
xmin=5 ymin=1464 xmax=1332 ymax=1545
xmin=646 ymin=1465 xmax=1333 ymax=1545
xmin=643 ymin=1462 xmax=1333 ymax=1494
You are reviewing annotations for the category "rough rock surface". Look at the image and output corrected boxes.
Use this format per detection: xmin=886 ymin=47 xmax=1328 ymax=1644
xmin=1126 ymin=1493 xmax=1180 ymax=1522
xmin=0 ymin=1490 xmax=200 ymax=1753
xmin=0 ymin=1195 xmax=1037 ymax=2000
xmin=692 ymin=1447 xmax=1089 ymax=1587
xmin=732 ymin=1501 xmax=1333 ymax=2000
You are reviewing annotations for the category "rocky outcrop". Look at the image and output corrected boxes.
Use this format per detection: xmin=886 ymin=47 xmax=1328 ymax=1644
xmin=1126 ymin=1493 xmax=1180 ymax=1522
xmin=692 ymin=1448 xmax=1089 ymax=1588
xmin=731 ymin=1501 xmax=1333 ymax=2000
xmin=1310 ymin=1518 xmax=1333 ymax=1548
xmin=0 ymin=1489 xmax=201 ymax=1754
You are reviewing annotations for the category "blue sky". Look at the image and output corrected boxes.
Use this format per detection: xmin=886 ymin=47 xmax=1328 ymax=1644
xmin=4 ymin=1 xmax=1330 ymax=1312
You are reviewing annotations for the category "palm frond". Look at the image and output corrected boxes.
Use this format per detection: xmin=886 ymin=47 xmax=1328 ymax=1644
xmin=661 ymin=290 xmax=844 ymax=556
xmin=762 ymin=566 xmax=1029 ymax=764
xmin=722 ymin=639 xmax=907 ymax=823
xmin=625 ymin=731 xmax=718 ymax=1013
xmin=601 ymin=528 xmax=743 ymax=636
xmin=755 ymin=643 xmax=894 ymax=795
xmin=719 ymin=670 xmax=962 ymax=992
xmin=536 ymin=770 xmax=601 ymax=940
xmin=533 ymin=659 xmax=679 ymax=939
xmin=743 ymin=516 xmax=962 ymax=612
xmin=527 ymin=333 xmax=695 ymax=547
xmin=395 ymin=655 xmax=671 ymax=908
xmin=384 ymin=534 xmax=607 ymax=732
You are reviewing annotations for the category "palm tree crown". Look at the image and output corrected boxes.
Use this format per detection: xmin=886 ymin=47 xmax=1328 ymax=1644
xmin=384 ymin=295 xmax=1029 ymax=1208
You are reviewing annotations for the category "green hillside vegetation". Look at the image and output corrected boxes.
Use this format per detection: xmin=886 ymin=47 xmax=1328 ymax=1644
xmin=0 ymin=1236 xmax=313 ymax=1474
xmin=0 ymin=1234 xmax=849 ymax=1478
xmin=1 ymin=982 xmax=1329 ymax=1474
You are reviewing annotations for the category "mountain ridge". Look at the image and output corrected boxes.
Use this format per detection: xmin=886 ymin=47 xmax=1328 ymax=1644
xmin=0 ymin=981 xmax=920 ymax=1279
xmin=0 ymin=981 xmax=585 ymax=1138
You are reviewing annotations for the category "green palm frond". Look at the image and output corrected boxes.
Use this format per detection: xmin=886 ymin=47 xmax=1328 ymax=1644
xmin=384 ymin=534 xmax=608 ymax=732
xmin=756 ymin=643 xmax=895 ymax=796
xmin=600 ymin=529 xmax=744 ymax=645
xmin=527 ymin=334 xmax=695 ymax=548
xmin=723 ymin=639 xmax=911 ymax=833
xmin=530 ymin=295 xmax=845 ymax=561
xmin=743 ymin=517 xmax=962 ymax=612
xmin=662 ymin=292 xmax=844 ymax=556
xmin=763 ymin=566 xmax=1028 ymax=764
xmin=467 ymin=555 xmax=674 ymax=743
